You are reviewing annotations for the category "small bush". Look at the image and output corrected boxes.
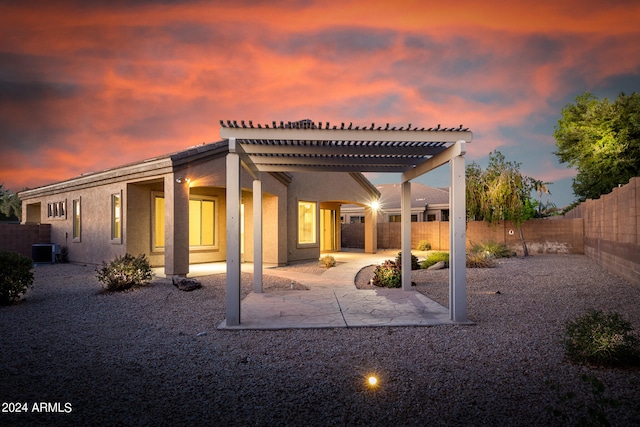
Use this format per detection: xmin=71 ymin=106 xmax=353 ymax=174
xmin=420 ymin=252 xmax=449 ymax=269
xmin=96 ymin=253 xmax=154 ymax=292
xmin=417 ymin=240 xmax=431 ymax=251
xmin=319 ymin=255 xmax=336 ymax=268
xmin=466 ymin=251 xmax=496 ymax=268
xmin=372 ymin=260 xmax=401 ymax=288
xmin=395 ymin=251 xmax=419 ymax=270
xmin=470 ymin=240 xmax=513 ymax=258
xmin=563 ymin=309 xmax=639 ymax=366
xmin=0 ymin=250 xmax=34 ymax=305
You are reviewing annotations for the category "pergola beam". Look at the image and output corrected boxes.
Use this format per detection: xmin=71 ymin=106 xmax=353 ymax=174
xmin=221 ymin=127 xmax=472 ymax=144
xmin=238 ymin=144 xmax=447 ymax=156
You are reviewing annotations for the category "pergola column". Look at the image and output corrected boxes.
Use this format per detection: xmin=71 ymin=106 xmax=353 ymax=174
xmin=401 ymin=181 xmax=412 ymax=291
xmin=164 ymin=174 xmax=189 ymax=278
xmin=449 ymin=153 xmax=467 ymax=322
xmin=226 ymin=141 xmax=241 ymax=326
xmin=364 ymin=205 xmax=377 ymax=254
xmin=253 ymin=177 xmax=263 ymax=293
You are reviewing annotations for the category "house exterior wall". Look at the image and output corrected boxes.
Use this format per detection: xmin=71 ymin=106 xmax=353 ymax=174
xmin=19 ymin=144 xmax=378 ymax=269
xmin=285 ymin=171 xmax=378 ymax=263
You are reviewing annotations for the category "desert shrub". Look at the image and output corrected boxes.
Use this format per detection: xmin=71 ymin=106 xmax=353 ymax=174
xmin=395 ymin=251 xmax=419 ymax=270
xmin=319 ymin=255 xmax=336 ymax=268
xmin=372 ymin=260 xmax=401 ymax=288
xmin=417 ymin=240 xmax=431 ymax=251
xmin=466 ymin=251 xmax=496 ymax=268
xmin=563 ymin=309 xmax=639 ymax=366
xmin=470 ymin=240 xmax=513 ymax=258
xmin=420 ymin=252 xmax=449 ymax=269
xmin=0 ymin=250 xmax=34 ymax=305
xmin=96 ymin=253 xmax=153 ymax=292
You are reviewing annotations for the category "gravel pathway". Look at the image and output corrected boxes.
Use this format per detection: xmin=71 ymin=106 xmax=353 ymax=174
xmin=1 ymin=255 xmax=639 ymax=426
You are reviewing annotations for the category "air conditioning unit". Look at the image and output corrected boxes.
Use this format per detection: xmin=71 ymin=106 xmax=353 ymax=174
xmin=32 ymin=243 xmax=61 ymax=264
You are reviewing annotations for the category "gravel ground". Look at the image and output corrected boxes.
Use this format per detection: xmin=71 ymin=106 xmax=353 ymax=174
xmin=1 ymin=255 xmax=639 ymax=426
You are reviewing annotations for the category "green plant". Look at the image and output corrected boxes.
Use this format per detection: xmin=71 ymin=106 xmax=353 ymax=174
xmin=563 ymin=309 xmax=639 ymax=366
xmin=417 ymin=240 xmax=431 ymax=251
xmin=466 ymin=251 xmax=496 ymax=268
xmin=0 ymin=250 xmax=34 ymax=305
xmin=395 ymin=251 xmax=419 ymax=270
xmin=372 ymin=260 xmax=401 ymax=288
xmin=96 ymin=253 xmax=154 ymax=292
xmin=470 ymin=240 xmax=513 ymax=258
xmin=319 ymin=255 xmax=336 ymax=268
xmin=420 ymin=252 xmax=449 ymax=269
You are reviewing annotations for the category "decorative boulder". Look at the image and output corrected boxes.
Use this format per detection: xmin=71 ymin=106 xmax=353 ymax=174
xmin=427 ymin=261 xmax=448 ymax=271
xmin=172 ymin=276 xmax=202 ymax=292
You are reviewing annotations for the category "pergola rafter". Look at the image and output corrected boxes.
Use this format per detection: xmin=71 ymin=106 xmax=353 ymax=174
xmin=220 ymin=119 xmax=472 ymax=327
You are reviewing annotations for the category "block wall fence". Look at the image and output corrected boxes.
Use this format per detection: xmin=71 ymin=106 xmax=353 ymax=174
xmin=343 ymin=176 xmax=640 ymax=286
xmin=0 ymin=223 xmax=51 ymax=258
xmin=564 ymin=177 xmax=639 ymax=286
xmin=342 ymin=218 xmax=584 ymax=255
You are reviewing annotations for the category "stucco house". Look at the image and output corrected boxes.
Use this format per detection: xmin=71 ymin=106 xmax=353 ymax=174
xmin=19 ymin=139 xmax=380 ymax=276
xmin=341 ymin=183 xmax=450 ymax=223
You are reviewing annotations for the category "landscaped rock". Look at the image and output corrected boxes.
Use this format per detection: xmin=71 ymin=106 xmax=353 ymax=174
xmin=172 ymin=276 xmax=202 ymax=291
xmin=427 ymin=261 xmax=448 ymax=270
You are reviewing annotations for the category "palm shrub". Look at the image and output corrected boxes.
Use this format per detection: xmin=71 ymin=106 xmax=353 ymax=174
xmin=96 ymin=253 xmax=154 ymax=292
xmin=420 ymin=252 xmax=449 ymax=269
xmin=563 ymin=309 xmax=639 ymax=366
xmin=466 ymin=251 xmax=496 ymax=268
xmin=395 ymin=251 xmax=419 ymax=270
xmin=372 ymin=260 xmax=401 ymax=288
xmin=470 ymin=240 xmax=513 ymax=258
xmin=0 ymin=250 xmax=34 ymax=305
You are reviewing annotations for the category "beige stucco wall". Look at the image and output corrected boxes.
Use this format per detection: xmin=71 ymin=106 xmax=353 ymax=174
xmin=285 ymin=171 xmax=378 ymax=263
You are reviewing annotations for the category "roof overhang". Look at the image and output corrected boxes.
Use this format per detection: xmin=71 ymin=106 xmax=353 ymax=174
xmin=220 ymin=120 xmax=472 ymax=180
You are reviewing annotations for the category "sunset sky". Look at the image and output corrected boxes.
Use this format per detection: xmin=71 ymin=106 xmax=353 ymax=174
xmin=1 ymin=1 xmax=639 ymax=208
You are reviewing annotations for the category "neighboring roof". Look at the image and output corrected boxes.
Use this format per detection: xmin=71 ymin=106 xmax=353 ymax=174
xmin=220 ymin=119 xmax=472 ymax=175
xmin=342 ymin=183 xmax=449 ymax=211
xmin=377 ymin=183 xmax=449 ymax=209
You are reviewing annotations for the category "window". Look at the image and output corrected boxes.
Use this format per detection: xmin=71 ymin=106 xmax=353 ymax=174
xmin=111 ymin=192 xmax=122 ymax=242
xmin=389 ymin=214 xmax=418 ymax=222
xmin=350 ymin=216 xmax=365 ymax=224
xmin=298 ymin=201 xmax=316 ymax=245
xmin=152 ymin=194 xmax=216 ymax=250
xmin=441 ymin=210 xmax=450 ymax=221
xmin=154 ymin=195 xmax=165 ymax=248
xmin=72 ymin=199 xmax=81 ymax=241
xmin=189 ymin=198 xmax=215 ymax=247
xmin=47 ymin=201 xmax=66 ymax=219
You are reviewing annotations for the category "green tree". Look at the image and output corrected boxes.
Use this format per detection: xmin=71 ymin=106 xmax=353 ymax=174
xmin=466 ymin=151 xmax=542 ymax=256
xmin=554 ymin=92 xmax=640 ymax=201
xmin=0 ymin=185 xmax=21 ymax=221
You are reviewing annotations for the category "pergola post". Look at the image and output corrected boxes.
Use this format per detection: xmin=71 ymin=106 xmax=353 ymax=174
xmin=226 ymin=139 xmax=241 ymax=326
xmin=401 ymin=181 xmax=412 ymax=291
xmin=364 ymin=205 xmax=377 ymax=254
xmin=449 ymin=151 xmax=467 ymax=322
xmin=253 ymin=177 xmax=263 ymax=293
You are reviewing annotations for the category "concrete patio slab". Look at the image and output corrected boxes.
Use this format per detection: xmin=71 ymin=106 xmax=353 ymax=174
xmin=217 ymin=250 xmax=471 ymax=330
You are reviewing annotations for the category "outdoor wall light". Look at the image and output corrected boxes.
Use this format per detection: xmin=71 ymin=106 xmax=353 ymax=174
xmin=175 ymin=177 xmax=191 ymax=184
xmin=370 ymin=200 xmax=381 ymax=211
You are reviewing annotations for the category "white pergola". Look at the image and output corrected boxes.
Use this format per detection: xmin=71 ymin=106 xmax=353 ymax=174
xmin=220 ymin=120 xmax=473 ymax=326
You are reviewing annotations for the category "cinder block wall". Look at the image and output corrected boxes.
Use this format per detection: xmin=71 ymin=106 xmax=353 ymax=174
xmin=564 ymin=177 xmax=639 ymax=285
xmin=0 ymin=223 xmax=52 ymax=258
xmin=341 ymin=218 xmax=584 ymax=254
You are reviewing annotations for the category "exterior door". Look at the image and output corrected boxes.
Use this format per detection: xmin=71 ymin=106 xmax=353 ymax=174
xmin=320 ymin=208 xmax=336 ymax=252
